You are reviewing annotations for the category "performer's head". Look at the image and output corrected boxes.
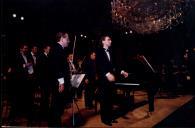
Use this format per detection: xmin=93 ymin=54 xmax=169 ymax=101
xmin=43 ymin=45 xmax=51 ymax=55
xmin=100 ymin=35 xmax=112 ymax=49
xmin=90 ymin=51 xmax=96 ymax=60
xmin=19 ymin=44 xmax=29 ymax=55
xmin=56 ymin=32 xmax=70 ymax=48
xmin=67 ymin=53 xmax=74 ymax=62
xmin=31 ymin=45 xmax=38 ymax=55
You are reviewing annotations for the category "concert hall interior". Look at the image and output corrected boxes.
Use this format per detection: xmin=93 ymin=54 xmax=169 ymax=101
xmin=1 ymin=0 xmax=195 ymax=127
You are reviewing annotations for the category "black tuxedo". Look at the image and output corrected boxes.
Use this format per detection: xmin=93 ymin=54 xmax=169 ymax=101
xmin=48 ymin=43 xmax=71 ymax=126
xmin=15 ymin=53 xmax=33 ymax=79
xmin=50 ymin=43 xmax=71 ymax=88
xmin=96 ymin=47 xmax=117 ymax=124
xmin=36 ymin=52 xmax=51 ymax=119
xmin=9 ymin=53 xmax=34 ymax=121
xmin=96 ymin=48 xmax=115 ymax=80
xmin=29 ymin=53 xmax=37 ymax=65
xmin=37 ymin=53 xmax=51 ymax=82
xmin=83 ymin=58 xmax=97 ymax=108
xmin=96 ymin=47 xmax=123 ymax=81
xmin=84 ymin=59 xmax=96 ymax=81
xmin=29 ymin=53 xmax=38 ymax=74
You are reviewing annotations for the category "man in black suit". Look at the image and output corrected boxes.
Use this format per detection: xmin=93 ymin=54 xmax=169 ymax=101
xmin=96 ymin=35 xmax=129 ymax=126
xmin=48 ymin=32 xmax=71 ymax=127
xmin=36 ymin=44 xmax=51 ymax=120
xmin=30 ymin=45 xmax=38 ymax=66
xmin=83 ymin=51 xmax=97 ymax=108
xmin=9 ymin=44 xmax=34 ymax=124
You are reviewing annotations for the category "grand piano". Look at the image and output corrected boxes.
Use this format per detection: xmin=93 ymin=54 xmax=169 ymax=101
xmin=106 ymin=55 xmax=159 ymax=112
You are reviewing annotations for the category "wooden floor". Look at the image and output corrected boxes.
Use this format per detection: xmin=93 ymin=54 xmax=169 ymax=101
xmin=75 ymin=92 xmax=193 ymax=127
xmin=2 ymin=91 xmax=194 ymax=127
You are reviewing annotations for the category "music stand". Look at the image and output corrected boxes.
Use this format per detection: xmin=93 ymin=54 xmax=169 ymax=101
xmin=70 ymin=74 xmax=85 ymax=127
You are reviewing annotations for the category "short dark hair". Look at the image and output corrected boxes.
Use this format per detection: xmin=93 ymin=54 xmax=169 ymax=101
xmin=56 ymin=32 xmax=68 ymax=42
xmin=19 ymin=43 xmax=28 ymax=49
xmin=30 ymin=45 xmax=38 ymax=50
xmin=42 ymin=44 xmax=51 ymax=49
xmin=89 ymin=50 xmax=95 ymax=55
xmin=100 ymin=35 xmax=111 ymax=42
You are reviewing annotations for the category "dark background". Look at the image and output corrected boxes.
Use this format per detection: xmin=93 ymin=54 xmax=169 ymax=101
xmin=1 ymin=0 xmax=195 ymax=69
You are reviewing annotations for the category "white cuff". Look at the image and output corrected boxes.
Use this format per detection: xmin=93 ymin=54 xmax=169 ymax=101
xmin=58 ymin=78 xmax=64 ymax=85
xmin=106 ymin=72 xmax=111 ymax=77
xmin=121 ymin=70 xmax=125 ymax=74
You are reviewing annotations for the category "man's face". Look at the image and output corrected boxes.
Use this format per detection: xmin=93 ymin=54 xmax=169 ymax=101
xmin=90 ymin=52 xmax=96 ymax=60
xmin=32 ymin=46 xmax=38 ymax=54
xmin=61 ymin=34 xmax=70 ymax=48
xmin=68 ymin=54 xmax=73 ymax=62
xmin=21 ymin=45 xmax=29 ymax=55
xmin=102 ymin=36 xmax=112 ymax=48
xmin=44 ymin=46 xmax=51 ymax=54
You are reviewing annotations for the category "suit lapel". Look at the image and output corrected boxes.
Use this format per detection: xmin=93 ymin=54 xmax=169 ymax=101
xmin=109 ymin=49 xmax=113 ymax=63
xmin=102 ymin=48 xmax=110 ymax=63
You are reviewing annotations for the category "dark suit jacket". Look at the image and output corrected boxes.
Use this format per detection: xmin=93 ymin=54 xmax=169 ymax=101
xmin=36 ymin=52 xmax=51 ymax=82
xmin=96 ymin=47 xmax=125 ymax=83
xmin=14 ymin=53 xmax=33 ymax=80
xmin=49 ymin=43 xmax=71 ymax=90
xmin=96 ymin=47 xmax=114 ymax=81
xmin=29 ymin=53 xmax=37 ymax=73
xmin=83 ymin=58 xmax=96 ymax=82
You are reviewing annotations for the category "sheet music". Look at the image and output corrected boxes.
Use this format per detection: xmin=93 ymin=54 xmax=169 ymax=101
xmin=71 ymin=74 xmax=85 ymax=88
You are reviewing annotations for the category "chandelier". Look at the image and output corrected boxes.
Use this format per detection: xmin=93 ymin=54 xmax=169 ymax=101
xmin=111 ymin=0 xmax=189 ymax=34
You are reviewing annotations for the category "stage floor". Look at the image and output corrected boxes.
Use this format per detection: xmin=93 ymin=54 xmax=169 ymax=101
xmin=1 ymin=91 xmax=194 ymax=127
xmin=77 ymin=92 xmax=194 ymax=127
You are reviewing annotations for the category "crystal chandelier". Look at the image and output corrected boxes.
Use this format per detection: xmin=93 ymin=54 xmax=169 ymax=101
xmin=111 ymin=0 xmax=189 ymax=34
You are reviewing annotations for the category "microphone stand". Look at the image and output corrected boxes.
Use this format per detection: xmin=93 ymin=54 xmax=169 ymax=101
xmin=142 ymin=55 xmax=156 ymax=73
xmin=72 ymin=35 xmax=77 ymax=62
xmin=71 ymin=35 xmax=82 ymax=127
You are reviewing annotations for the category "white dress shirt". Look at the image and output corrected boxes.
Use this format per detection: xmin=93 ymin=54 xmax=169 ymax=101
xmin=21 ymin=53 xmax=34 ymax=74
xmin=31 ymin=52 xmax=37 ymax=65
xmin=105 ymin=49 xmax=111 ymax=61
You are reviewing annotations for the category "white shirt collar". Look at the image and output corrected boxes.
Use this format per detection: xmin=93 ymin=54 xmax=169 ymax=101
xmin=57 ymin=42 xmax=65 ymax=49
xmin=31 ymin=52 xmax=35 ymax=56
xmin=44 ymin=52 xmax=48 ymax=56
xmin=103 ymin=46 xmax=109 ymax=50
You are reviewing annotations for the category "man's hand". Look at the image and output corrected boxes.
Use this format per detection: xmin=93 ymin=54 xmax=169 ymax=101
xmin=106 ymin=73 xmax=115 ymax=82
xmin=121 ymin=71 xmax=129 ymax=78
xmin=58 ymin=84 xmax=64 ymax=93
